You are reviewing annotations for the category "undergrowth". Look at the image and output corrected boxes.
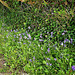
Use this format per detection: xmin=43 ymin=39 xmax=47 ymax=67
xmin=0 ymin=0 xmax=75 ymax=75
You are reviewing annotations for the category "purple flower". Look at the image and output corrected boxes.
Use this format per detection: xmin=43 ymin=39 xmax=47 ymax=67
xmin=33 ymin=56 xmax=35 ymax=60
xmin=27 ymin=34 xmax=31 ymax=39
xmin=54 ymin=58 xmax=57 ymax=61
xmin=46 ymin=63 xmax=48 ymax=65
xmin=19 ymin=34 xmax=21 ymax=36
xmin=6 ymin=35 xmax=8 ymax=38
xmin=52 ymin=13 xmax=54 ymax=14
xmin=28 ymin=26 xmax=31 ymax=29
xmin=70 ymin=38 xmax=73 ymax=44
xmin=60 ymin=42 xmax=63 ymax=46
xmin=22 ymin=33 xmax=25 ymax=35
xmin=72 ymin=65 xmax=75 ymax=71
xmin=23 ymin=43 xmax=26 ymax=44
xmin=19 ymin=36 xmax=22 ymax=40
xmin=47 ymin=32 xmax=49 ymax=34
xmin=11 ymin=29 xmax=12 ymax=32
xmin=64 ymin=44 xmax=66 ymax=47
xmin=47 ymin=48 xmax=50 ymax=52
xmin=51 ymin=32 xmax=53 ymax=37
xmin=60 ymin=56 xmax=62 ymax=58
xmin=45 ymin=52 xmax=47 ymax=54
xmin=64 ymin=30 xmax=67 ymax=32
xmin=14 ymin=30 xmax=17 ymax=32
xmin=47 ymin=58 xmax=50 ymax=60
xmin=66 ymin=58 xmax=68 ymax=60
xmin=62 ymin=33 xmax=65 ymax=35
xmin=29 ymin=59 xmax=32 ymax=62
xmin=64 ymin=39 xmax=69 ymax=43
xmin=26 ymin=31 xmax=28 ymax=33
xmin=40 ymin=35 xmax=43 ymax=38
xmin=49 ymin=63 xmax=52 ymax=66
xmin=14 ymin=35 xmax=16 ymax=38
xmin=39 ymin=39 xmax=44 ymax=41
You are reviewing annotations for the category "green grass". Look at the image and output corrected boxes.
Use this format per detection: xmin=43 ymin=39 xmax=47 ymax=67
xmin=0 ymin=26 xmax=75 ymax=75
xmin=0 ymin=1 xmax=75 ymax=75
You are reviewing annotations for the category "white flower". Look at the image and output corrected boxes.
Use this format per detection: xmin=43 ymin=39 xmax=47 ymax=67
xmin=61 ymin=42 xmax=63 ymax=46
xmin=24 ymin=36 xmax=27 ymax=39
xmin=28 ymin=26 xmax=31 ymax=29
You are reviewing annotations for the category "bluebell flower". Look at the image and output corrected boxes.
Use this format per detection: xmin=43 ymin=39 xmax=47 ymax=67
xmin=66 ymin=58 xmax=68 ymax=60
xmin=64 ymin=44 xmax=66 ymax=47
xmin=14 ymin=30 xmax=17 ymax=32
xmin=19 ymin=36 xmax=22 ymax=40
xmin=40 ymin=35 xmax=43 ymax=38
xmin=64 ymin=39 xmax=69 ymax=43
xmin=54 ymin=58 xmax=57 ymax=61
xmin=51 ymin=32 xmax=53 ymax=37
xmin=23 ymin=43 xmax=26 ymax=44
xmin=28 ymin=26 xmax=31 ymax=29
xmin=22 ymin=33 xmax=25 ymax=35
xmin=49 ymin=63 xmax=52 ymax=66
xmin=11 ymin=29 xmax=12 ymax=32
xmin=46 ymin=63 xmax=48 ymax=65
xmin=27 ymin=34 xmax=31 ymax=39
xmin=60 ymin=56 xmax=62 ymax=58
xmin=14 ymin=35 xmax=16 ymax=38
xmin=70 ymin=38 xmax=73 ymax=44
xmin=62 ymin=33 xmax=65 ymax=35
xmin=6 ymin=35 xmax=8 ymax=38
xmin=47 ymin=58 xmax=50 ymax=60
xmin=45 ymin=52 xmax=47 ymax=54
xmin=52 ymin=13 xmax=54 ymax=14
xmin=64 ymin=30 xmax=67 ymax=32
xmin=39 ymin=39 xmax=44 ymax=41
xmin=19 ymin=34 xmax=21 ymax=36
xmin=47 ymin=32 xmax=49 ymax=34
xmin=72 ymin=65 xmax=75 ymax=71
xmin=26 ymin=31 xmax=28 ymax=33
xmin=47 ymin=48 xmax=50 ymax=53
xmin=29 ymin=59 xmax=32 ymax=62
xmin=33 ymin=56 xmax=35 ymax=60
xmin=60 ymin=42 xmax=63 ymax=46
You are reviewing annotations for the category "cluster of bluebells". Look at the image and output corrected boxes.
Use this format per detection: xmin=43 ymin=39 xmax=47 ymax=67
xmin=6 ymin=29 xmax=32 ymax=43
xmin=46 ymin=63 xmax=52 ymax=66
xmin=5 ymin=29 xmax=75 ymax=73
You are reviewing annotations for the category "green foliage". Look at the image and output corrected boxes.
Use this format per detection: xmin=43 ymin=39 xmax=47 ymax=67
xmin=0 ymin=0 xmax=75 ymax=75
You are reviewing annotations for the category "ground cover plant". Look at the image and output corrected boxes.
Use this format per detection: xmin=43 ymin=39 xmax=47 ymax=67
xmin=0 ymin=0 xmax=75 ymax=75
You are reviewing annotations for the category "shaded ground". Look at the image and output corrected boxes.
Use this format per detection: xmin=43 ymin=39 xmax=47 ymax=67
xmin=0 ymin=54 xmax=29 ymax=75
xmin=0 ymin=54 xmax=12 ymax=74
